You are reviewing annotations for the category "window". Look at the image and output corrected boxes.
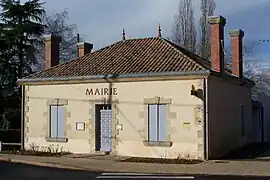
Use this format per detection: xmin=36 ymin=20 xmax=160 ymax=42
xmin=241 ymin=105 xmax=245 ymax=137
xmin=50 ymin=105 xmax=65 ymax=138
xmin=148 ymin=104 xmax=166 ymax=142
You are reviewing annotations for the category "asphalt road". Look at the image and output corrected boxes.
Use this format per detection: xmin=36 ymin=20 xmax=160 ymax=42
xmin=0 ymin=161 xmax=269 ymax=180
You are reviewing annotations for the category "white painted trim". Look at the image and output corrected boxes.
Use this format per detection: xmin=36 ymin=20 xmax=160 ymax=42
xmin=96 ymin=173 xmax=195 ymax=179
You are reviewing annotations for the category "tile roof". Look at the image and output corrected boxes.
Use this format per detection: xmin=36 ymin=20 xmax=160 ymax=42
xmin=24 ymin=37 xmax=214 ymax=79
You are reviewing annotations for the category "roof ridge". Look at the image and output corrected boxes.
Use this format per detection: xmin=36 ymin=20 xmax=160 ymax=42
xmin=70 ymin=37 xmax=159 ymax=57
xmin=93 ymin=37 xmax=158 ymax=50
xmin=160 ymin=38 xmax=207 ymax=70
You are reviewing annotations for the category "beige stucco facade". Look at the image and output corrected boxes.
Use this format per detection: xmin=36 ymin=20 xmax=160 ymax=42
xmin=22 ymin=74 xmax=253 ymax=160
xmin=23 ymin=77 xmax=205 ymax=159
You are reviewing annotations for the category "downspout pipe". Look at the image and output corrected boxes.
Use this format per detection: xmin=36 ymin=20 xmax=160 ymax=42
xmin=202 ymin=78 xmax=207 ymax=160
xmin=21 ymin=85 xmax=25 ymax=151
xmin=261 ymin=106 xmax=264 ymax=143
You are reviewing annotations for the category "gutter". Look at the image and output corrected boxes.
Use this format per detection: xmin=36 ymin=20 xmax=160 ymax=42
xmin=17 ymin=70 xmax=211 ymax=84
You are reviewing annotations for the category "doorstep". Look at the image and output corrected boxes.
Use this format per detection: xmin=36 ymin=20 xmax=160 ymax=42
xmin=62 ymin=151 xmax=109 ymax=158
xmin=62 ymin=152 xmax=130 ymax=161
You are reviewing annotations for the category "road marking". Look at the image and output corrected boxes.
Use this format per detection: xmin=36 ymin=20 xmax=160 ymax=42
xmin=96 ymin=172 xmax=195 ymax=179
xmin=96 ymin=176 xmax=194 ymax=179
xmin=100 ymin=173 xmax=158 ymax=176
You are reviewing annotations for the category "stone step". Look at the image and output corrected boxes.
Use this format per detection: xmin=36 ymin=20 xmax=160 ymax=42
xmin=62 ymin=151 xmax=109 ymax=158
xmin=94 ymin=151 xmax=110 ymax=156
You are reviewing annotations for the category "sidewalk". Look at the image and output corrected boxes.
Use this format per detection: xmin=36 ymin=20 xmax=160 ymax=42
xmin=0 ymin=153 xmax=270 ymax=176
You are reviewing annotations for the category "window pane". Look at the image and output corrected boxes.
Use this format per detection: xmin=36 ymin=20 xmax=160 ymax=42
xmin=50 ymin=105 xmax=58 ymax=138
xmin=57 ymin=106 xmax=65 ymax=138
xmin=148 ymin=104 xmax=158 ymax=141
xmin=158 ymin=104 xmax=167 ymax=141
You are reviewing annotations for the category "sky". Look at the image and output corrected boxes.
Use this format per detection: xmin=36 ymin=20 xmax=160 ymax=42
xmin=24 ymin=0 xmax=270 ymax=62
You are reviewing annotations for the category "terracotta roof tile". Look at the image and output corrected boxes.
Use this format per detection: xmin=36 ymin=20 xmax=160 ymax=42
xmin=24 ymin=37 xmax=213 ymax=79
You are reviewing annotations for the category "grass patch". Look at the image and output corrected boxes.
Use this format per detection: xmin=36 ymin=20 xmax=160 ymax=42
xmin=1 ymin=150 xmax=71 ymax=157
xmin=1 ymin=143 xmax=71 ymax=157
xmin=118 ymin=157 xmax=203 ymax=164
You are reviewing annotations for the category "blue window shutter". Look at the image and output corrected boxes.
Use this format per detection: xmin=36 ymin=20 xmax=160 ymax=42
xmin=158 ymin=105 xmax=167 ymax=141
xmin=148 ymin=105 xmax=158 ymax=141
xmin=50 ymin=105 xmax=58 ymax=138
xmin=57 ymin=106 xmax=65 ymax=138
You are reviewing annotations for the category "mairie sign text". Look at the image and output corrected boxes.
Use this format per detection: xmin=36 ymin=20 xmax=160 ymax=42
xmin=85 ymin=88 xmax=117 ymax=96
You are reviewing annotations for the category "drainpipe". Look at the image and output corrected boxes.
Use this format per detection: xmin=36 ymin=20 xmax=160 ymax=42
xmin=202 ymin=78 xmax=207 ymax=160
xmin=261 ymin=106 xmax=264 ymax=143
xmin=21 ymin=85 xmax=25 ymax=151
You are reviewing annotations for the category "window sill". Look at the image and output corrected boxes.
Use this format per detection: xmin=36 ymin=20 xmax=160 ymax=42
xmin=45 ymin=137 xmax=68 ymax=143
xmin=143 ymin=140 xmax=172 ymax=147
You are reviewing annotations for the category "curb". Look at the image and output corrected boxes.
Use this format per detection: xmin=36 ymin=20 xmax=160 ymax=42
xmin=0 ymin=156 xmax=201 ymax=175
xmin=0 ymin=157 xmax=158 ymax=174
xmin=1 ymin=156 xmax=270 ymax=177
xmin=0 ymin=157 xmax=104 ymax=172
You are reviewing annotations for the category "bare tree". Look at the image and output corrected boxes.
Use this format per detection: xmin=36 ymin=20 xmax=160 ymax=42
xmin=199 ymin=0 xmax=216 ymax=59
xmin=224 ymin=39 xmax=261 ymax=66
xmin=245 ymin=60 xmax=270 ymax=97
xmin=34 ymin=10 xmax=79 ymax=71
xmin=225 ymin=40 xmax=270 ymax=96
xmin=171 ymin=0 xmax=197 ymax=53
xmin=243 ymin=41 xmax=270 ymax=97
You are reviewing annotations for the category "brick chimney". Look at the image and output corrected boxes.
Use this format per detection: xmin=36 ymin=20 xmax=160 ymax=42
xmin=77 ymin=42 xmax=93 ymax=57
xmin=208 ymin=15 xmax=226 ymax=74
xmin=43 ymin=34 xmax=61 ymax=70
xmin=229 ymin=29 xmax=244 ymax=78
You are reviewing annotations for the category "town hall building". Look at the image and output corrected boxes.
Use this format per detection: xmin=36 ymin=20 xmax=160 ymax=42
xmin=18 ymin=15 xmax=255 ymax=160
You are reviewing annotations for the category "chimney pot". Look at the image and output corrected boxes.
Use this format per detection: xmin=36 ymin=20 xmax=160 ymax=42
xmin=77 ymin=42 xmax=93 ymax=57
xmin=208 ymin=15 xmax=226 ymax=26
xmin=229 ymin=29 xmax=244 ymax=78
xmin=208 ymin=15 xmax=226 ymax=74
xmin=229 ymin=29 xmax=244 ymax=38
xmin=43 ymin=34 xmax=61 ymax=70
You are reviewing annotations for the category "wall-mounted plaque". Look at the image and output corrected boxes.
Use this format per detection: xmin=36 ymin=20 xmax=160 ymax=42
xmin=76 ymin=122 xmax=85 ymax=131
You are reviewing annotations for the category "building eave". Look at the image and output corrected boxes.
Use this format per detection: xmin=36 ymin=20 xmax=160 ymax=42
xmin=210 ymin=70 xmax=255 ymax=88
xmin=17 ymin=70 xmax=211 ymax=85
